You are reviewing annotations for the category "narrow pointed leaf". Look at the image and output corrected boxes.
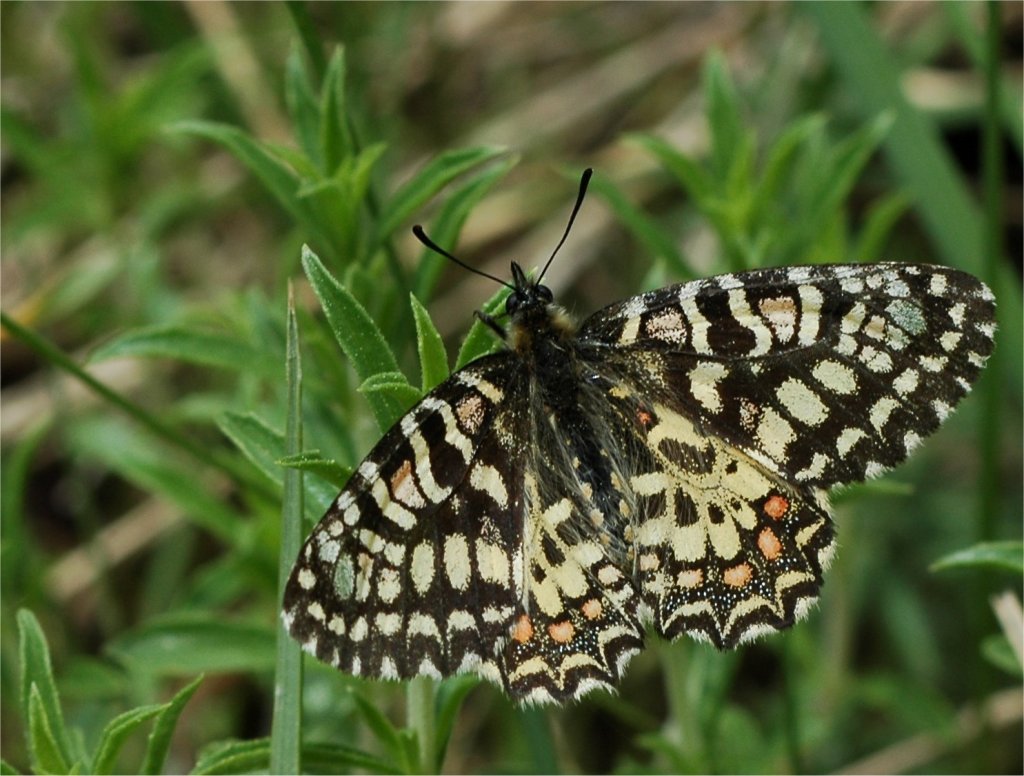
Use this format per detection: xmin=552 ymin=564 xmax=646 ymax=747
xmin=410 ymin=294 xmax=449 ymax=392
xmin=412 ymin=155 xmax=519 ymax=299
xmin=302 ymin=246 xmax=405 ymax=429
xmin=27 ymin=685 xmax=70 ymax=775
xmin=88 ymin=325 xmax=271 ymax=375
xmin=140 ymin=675 xmax=203 ymax=775
xmin=18 ymin=611 xmax=74 ymax=769
xmin=276 ymin=452 xmax=351 ymax=490
xmin=377 ymin=147 xmax=507 ymax=241
xmin=931 ymin=541 xmax=1024 ymax=575
xmin=91 ymin=704 xmax=163 ymax=775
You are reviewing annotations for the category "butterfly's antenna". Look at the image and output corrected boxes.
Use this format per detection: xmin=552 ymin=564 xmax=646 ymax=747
xmin=413 ymin=225 xmax=514 ymax=290
xmin=537 ymin=167 xmax=593 ymax=283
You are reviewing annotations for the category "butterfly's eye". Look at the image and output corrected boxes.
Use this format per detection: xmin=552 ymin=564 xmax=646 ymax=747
xmin=505 ymin=293 xmax=522 ymax=316
xmin=536 ymin=284 xmax=554 ymax=303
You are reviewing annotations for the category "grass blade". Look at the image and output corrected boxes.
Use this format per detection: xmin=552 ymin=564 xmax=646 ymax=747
xmin=270 ymin=286 xmax=304 ymax=775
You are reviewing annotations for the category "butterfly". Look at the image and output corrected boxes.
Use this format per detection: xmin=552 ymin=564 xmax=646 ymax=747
xmin=283 ymin=169 xmax=996 ymax=704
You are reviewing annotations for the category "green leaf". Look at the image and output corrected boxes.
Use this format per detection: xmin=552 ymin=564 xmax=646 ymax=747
xmin=410 ymin=294 xmax=449 ymax=392
xmin=981 ymin=634 xmax=1023 ymax=677
xmin=351 ymin=691 xmax=404 ymax=755
xmin=67 ymin=417 xmax=244 ymax=545
xmin=703 ymin=51 xmax=746 ymax=182
xmin=412 ymin=155 xmax=519 ymax=300
xmin=433 ymin=675 xmax=479 ymax=772
xmin=140 ymin=675 xmax=203 ymax=775
xmin=1 ymin=757 xmax=19 ymax=775
xmin=193 ymin=738 xmax=402 ymax=776
xmin=28 ymin=685 xmax=71 ymax=775
xmin=172 ymin=120 xmax=303 ymax=224
xmin=218 ymin=412 xmax=288 ymax=487
xmin=90 ymin=704 xmax=164 ymax=775
xmin=219 ymin=412 xmax=337 ymax=520
xmin=0 ymin=311 xmax=256 ymax=497
xmin=283 ymin=46 xmax=321 ymax=166
xmin=801 ymin=3 xmax=987 ymax=275
xmin=359 ymin=372 xmax=422 ymax=415
xmin=193 ymin=738 xmax=271 ymax=775
xmin=809 ymin=113 xmax=892 ymax=228
xmin=853 ymin=191 xmax=911 ymax=264
xmin=271 ymin=290 xmax=304 ymax=776
xmin=626 ymin=133 xmax=714 ymax=207
xmin=319 ymin=47 xmax=352 ymax=173
xmin=931 ymin=541 xmax=1024 ymax=575
xmin=88 ymin=325 xmax=271 ymax=375
xmin=18 ymin=611 xmax=75 ymax=769
xmin=302 ymin=742 xmax=403 ymax=774
xmin=752 ymin=114 xmax=826 ymax=219
xmin=276 ymin=452 xmax=351 ymax=490
xmin=377 ymin=147 xmax=508 ymax=242
xmin=108 ymin=614 xmax=276 ymax=676
xmin=302 ymin=246 xmax=406 ymax=429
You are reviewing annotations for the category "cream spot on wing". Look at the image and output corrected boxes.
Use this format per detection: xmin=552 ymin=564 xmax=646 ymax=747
xmin=376 ymin=612 xmax=401 ymax=635
xmin=455 ymin=393 xmax=486 ymax=434
xmin=677 ymin=568 xmax=703 ymax=588
xmin=869 ymin=397 xmax=899 ymax=431
xmin=378 ymin=567 xmax=401 ymax=604
xmin=688 ymin=361 xmax=728 ymax=413
xmin=776 ymin=378 xmax=829 ymax=426
xmin=756 ymin=406 xmax=796 ymax=460
xmin=643 ymin=308 xmax=687 ymax=345
xmin=411 ymin=542 xmax=434 ymax=595
xmin=390 ymin=459 xmax=425 ymax=508
xmin=892 ymin=367 xmax=919 ymax=396
xmin=836 ymin=427 xmax=866 ymax=456
xmin=759 ymin=296 xmax=798 ymax=343
xmin=860 ymin=346 xmax=894 ymax=373
xmin=469 ymin=463 xmax=508 ymax=507
xmin=476 ymin=538 xmax=510 ymax=587
xmin=812 ymin=359 xmax=857 ymax=395
xmin=444 ymin=535 xmax=471 ymax=591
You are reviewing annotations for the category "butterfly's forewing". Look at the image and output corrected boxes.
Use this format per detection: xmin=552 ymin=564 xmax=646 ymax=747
xmin=579 ymin=264 xmax=996 ymax=488
xmin=283 ymin=354 xmax=529 ymax=684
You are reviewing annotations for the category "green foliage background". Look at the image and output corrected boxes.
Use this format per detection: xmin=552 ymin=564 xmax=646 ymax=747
xmin=1 ymin=3 xmax=1021 ymax=774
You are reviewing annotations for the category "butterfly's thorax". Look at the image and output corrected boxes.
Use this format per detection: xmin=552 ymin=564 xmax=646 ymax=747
xmin=509 ymin=302 xmax=580 ymax=410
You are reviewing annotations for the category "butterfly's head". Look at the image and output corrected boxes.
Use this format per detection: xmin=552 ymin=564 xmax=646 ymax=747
xmin=505 ymin=261 xmax=554 ymax=319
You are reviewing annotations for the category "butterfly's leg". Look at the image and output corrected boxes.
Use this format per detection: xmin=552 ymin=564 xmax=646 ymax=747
xmin=475 ymin=310 xmax=509 ymax=340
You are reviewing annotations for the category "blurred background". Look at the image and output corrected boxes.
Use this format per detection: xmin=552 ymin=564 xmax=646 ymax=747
xmin=2 ymin=2 xmax=1021 ymax=774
